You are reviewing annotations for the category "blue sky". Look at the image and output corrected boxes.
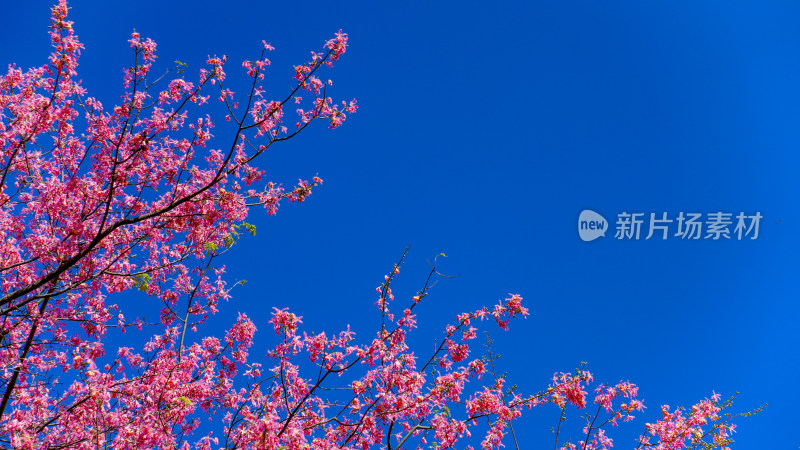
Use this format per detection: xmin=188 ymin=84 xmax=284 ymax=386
xmin=3 ymin=0 xmax=799 ymax=447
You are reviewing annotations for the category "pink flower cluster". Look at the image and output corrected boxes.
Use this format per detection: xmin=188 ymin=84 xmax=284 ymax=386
xmin=638 ymin=393 xmax=737 ymax=450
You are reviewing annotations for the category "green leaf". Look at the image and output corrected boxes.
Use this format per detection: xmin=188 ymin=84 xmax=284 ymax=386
xmin=205 ymin=242 xmax=219 ymax=255
xmin=132 ymin=273 xmax=152 ymax=292
xmin=241 ymin=222 xmax=257 ymax=236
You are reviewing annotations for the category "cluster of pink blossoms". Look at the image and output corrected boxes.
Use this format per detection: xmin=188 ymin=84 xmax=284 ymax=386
xmin=0 ymin=2 xmax=754 ymax=449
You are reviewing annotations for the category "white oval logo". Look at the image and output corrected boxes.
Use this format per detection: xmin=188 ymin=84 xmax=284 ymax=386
xmin=578 ymin=210 xmax=607 ymax=241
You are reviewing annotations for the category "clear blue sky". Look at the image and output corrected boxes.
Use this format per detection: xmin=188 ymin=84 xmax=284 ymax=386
xmin=3 ymin=1 xmax=799 ymax=447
